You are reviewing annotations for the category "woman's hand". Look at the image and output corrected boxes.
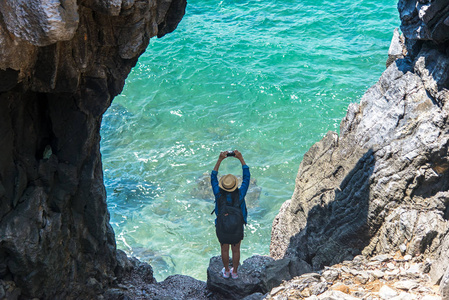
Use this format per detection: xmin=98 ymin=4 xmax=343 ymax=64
xmin=219 ymin=151 xmax=227 ymax=160
xmin=234 ymin=150 xmax=246 ymax=165
xmin=234 ymin=150 xmax=243 ymax=159
xmin=214 ymin=151 xmax=228 ymax=172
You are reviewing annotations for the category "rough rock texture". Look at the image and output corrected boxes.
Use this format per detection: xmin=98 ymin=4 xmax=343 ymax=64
xmin=386 ymin=28 xmax=406 ymax=68
xmin=398 ymin=0 xmax=449 ymax=44
xmin=104 ymin=251 xmax=210 ymax=300
xmin=271 ymin=0 xmax=449 ymax=294
xmin=207 ymin=255 xmax=312 ymax=299
xmin=0 ymin=0 xmax=186 ymax=299
xmin=265 ymin=254 xmax=441 ymax=300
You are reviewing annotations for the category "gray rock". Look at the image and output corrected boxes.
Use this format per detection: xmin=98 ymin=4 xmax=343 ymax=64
xmin=207 ymin=255 xmax=272 ymax=299
xmin=1 ymin=0 xmax=79 ymax=46
xmin=386 ymin=28 xmax=405 ymax=68
xmin=398 ymin=0 xmax=449 ymax=44
xmin=370 ymin=269 xmax=385 ymax=279
xmin=0 ymin=284 xmax=4 ymax=299
xmin=310 ymin=282 xmax=327 ymax=295
xmin=390 ymin=292 xmax=415 ymax=300
xmin=379 ymin=285 xmax=398 ymax=299
xmin=439 ymin=265 xmax=449 ymax=299
xmin=104 ymin=288 xmax=132 ymax=300
xmin=270 ymin=16 xmax=449 ymax=278
xmin=242 ymin=293 xmax=265 ymax=300
xmin=106 ymin=273 xmax=208 ymax=300
xmin=394 ymin=280 xmax=419 ymax=291
xmin=149 ymin=274 xmax=208 ymax=299
xmin=207 ymin=255 xmax=311 ymax=299
xmin=322 ymin=268 xmax=340 ymax=282
xmin=371 ymin=254 xmax=391 ymax=263
xmin=0 ymin=0 xmax=186 ymax=298
xmin=317 ymin=290 xmax=359 ymax=300
xmin=261 ymin=257 xmax=312 ymax=291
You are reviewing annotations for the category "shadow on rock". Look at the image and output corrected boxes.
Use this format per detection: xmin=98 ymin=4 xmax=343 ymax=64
xmin=285 ymin=148 xmax=376 ymax=270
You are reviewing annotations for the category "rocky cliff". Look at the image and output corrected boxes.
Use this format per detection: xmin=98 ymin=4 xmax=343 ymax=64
xmin=271 ymin=0 xmax=449 ymax=296
xmin=0 ymin=0 xmax=185 ymax=299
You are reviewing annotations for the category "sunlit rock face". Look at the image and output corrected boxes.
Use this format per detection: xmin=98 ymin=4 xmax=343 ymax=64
xmin=0 ymin=0 xmax=185 ymax=298
xmin=270 ymin=0 xmax=449 ymax=290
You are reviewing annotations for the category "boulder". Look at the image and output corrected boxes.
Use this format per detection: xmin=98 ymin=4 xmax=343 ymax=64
xmin=260 ymin=257 xmax=312 ymax=292
xmin=207 ymin=255 xmax=272 ymax=299
xmin=207 ymin=255 xmax=312 ymax=299
xmin=106 ymin=253 xmax=208 ymax=300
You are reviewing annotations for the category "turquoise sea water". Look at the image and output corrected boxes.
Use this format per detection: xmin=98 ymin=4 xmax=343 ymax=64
xmin=101 ymin=0 xmax=400 ymax=281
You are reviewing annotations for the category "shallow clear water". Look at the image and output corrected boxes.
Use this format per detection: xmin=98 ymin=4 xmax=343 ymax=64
xmin=100 ymin=0 xmax=400 ymax=281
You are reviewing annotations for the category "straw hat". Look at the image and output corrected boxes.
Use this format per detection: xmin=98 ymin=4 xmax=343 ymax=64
xmin=219 ymin=174 xmax=238 ymax=192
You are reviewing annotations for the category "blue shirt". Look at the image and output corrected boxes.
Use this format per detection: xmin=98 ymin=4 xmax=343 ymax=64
xmin=211 ymin=165 xmax=250 ymax=224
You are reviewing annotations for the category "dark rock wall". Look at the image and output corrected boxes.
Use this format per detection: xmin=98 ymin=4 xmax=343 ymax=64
xmin=0 ymin=0 xmax=186 ymax=298
xmin=271 ymin=0 xmax=449 ymax=285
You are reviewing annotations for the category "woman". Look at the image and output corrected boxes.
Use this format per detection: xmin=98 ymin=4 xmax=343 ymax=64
xmin=211 ymin=150 xmax=249 ymax=279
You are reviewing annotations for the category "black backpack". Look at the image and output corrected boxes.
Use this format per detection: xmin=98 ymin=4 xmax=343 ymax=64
xmin=215 ymin=189 xmax=244 ymax=245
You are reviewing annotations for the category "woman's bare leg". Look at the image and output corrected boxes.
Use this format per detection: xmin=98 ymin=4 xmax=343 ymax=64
xmin=231 ymin=241 xmax=241 ymax=273
xmin=221 ymin=243 xmax=230 ymax=272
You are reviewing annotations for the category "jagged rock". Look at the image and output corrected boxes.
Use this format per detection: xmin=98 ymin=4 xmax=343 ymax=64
xmin=271 ymin=10 xmax=449 ymax=278
xmin=2 ymin=0 xmax=79 ymax=46
xmin=242 ymin=293 xmax=266 ymax=300
xmin=206 ymin=255 xmax=311 ymax=299
xmin=106 ymin=254 xmax=209 ymax=300
xmin=314 ymin=290 xmax=359 ymax=300
xmin=386 ymin=28 xmax=406 ymax=68
xmin=398 ymin=0 xmax=449 ymax=44
xmin=391 ymin=292 xmax=415 ymax=300
xmin=379 ymin=285 xmax=398 ymax=299
xmin=261 ymin=257 xmax=313 ymax=291
xmin=0 ymin=0 xmax=186 ymax=298
xmin=439 ymin=266 xmax=449 ymax=300
xmin=322 ymin=268 xmax=340 ymax=282
xmin=266 ymin=254 xmax=441 ymax=299
xmin=146 ymin=274 xmax=208 ymax=299
xmin=207 ymin=255 xmax=273 ymax=299
xmin=394 ymin=280 xmax=419 ymax=291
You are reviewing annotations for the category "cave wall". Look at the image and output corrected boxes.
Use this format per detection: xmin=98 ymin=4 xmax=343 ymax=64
xmin=0 ymin=0 xmax=186 ymax=298
xmin=271 ymin=0 xmax=449 ymax=283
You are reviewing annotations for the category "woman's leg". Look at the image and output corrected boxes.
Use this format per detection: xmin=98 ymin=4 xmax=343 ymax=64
xmin=221 ymin=243 xmax=230 ymax=272
xmin=231 ymin=241 xmax=241 ymax=273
